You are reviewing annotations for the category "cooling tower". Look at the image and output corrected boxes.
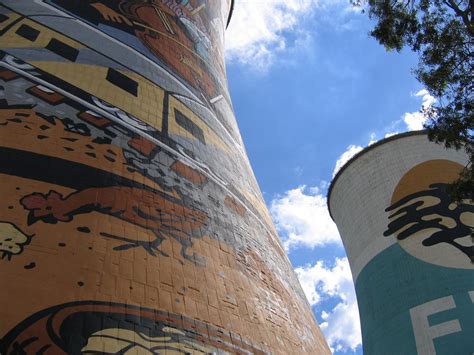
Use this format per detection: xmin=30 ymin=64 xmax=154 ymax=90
xmin=0 ymin=1 xmax=330 ymax=353
xmin=328 ymin=131 xmax=474 ymax=354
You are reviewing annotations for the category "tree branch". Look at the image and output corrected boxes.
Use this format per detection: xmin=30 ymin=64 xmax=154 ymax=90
xmin=443 ymin=0 xmax=474 ymax=36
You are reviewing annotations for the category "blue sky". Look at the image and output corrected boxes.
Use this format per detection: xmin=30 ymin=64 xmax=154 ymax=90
xmin=224 ymin=1 xmax=434 ymax=354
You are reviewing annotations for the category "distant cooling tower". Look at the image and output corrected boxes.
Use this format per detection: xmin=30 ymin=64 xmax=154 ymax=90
xmin=0 ymin=1 xmax=329 ymax=353
xmin=328 ymin=131 xmax=474 ymax=354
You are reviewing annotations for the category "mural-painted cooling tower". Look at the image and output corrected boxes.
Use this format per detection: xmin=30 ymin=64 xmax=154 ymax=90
xmin=0 ymin=1 xmax=330 ymax=353
xmin=328 ymin=131 xmax=474 ymax=354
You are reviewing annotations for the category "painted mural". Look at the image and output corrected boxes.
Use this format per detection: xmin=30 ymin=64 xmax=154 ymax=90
xmin=328 ymin=134 xmax=474 ymax=355
xmin=384 ymin=160 xmax=474 ymax=268
xmin=0 ymin=1 xmax=330 ymax=354
xmin=1 ymin=301 xmax=264 ymax=354
xmin=44 ymin=0 xmax=227 ymax=99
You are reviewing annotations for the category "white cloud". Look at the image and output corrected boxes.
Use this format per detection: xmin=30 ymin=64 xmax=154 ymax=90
xmin=384 ymin=131 xmax=398 ymax=138
xmin=269 ymin=182 xmax=361 ymax=352
xmin=225 ymin=0 xmax=354 ymax=70
xmin=402 ymin=89 xmax=436 ymax=130
xmin=225 ymin=0 xmax=315 ymax=69
xmin=331 ymin=89 xmax=436 ymax=169
xmin=368 ymin=132 xmax=377 ymax=146
xmin=295 ymin=258 xmax=362 ymax=352
xmin=270 ymin=185 xmax=341 ymax=251
xmin=331 ymin=89 xmax=436 ymax=178
xmin=332 ymin=145 xmax=363 ymax=178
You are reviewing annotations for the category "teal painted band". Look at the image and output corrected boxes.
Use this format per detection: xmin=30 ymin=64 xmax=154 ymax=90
xmin=355 ymin=244 xmax=474 ymax=355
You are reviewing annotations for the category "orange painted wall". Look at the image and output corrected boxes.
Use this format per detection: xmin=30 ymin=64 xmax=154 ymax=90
xmin=0 ymin=1 xmax=330 ymax=353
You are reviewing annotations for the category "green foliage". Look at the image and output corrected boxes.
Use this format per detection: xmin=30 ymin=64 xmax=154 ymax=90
xmin=353 ymin=0 xmax=473 ymax=201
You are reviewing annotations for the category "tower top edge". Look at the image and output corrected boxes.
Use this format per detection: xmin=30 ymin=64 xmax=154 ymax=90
xmin=226 ymin=0 xmax=235 ymax=28
xmin=327 ymin=130 xmax=429 ymax=219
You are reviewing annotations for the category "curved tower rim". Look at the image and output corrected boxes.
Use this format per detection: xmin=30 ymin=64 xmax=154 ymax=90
xmin=327 ymin=130 xmax=430 ymax=219
xmin=226 ymin=0 xmax=235 ymax=28
xmin=328 ymin=130 xmax=473 ymax=354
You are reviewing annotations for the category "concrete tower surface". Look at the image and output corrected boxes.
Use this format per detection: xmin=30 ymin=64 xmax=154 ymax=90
xmin=328 ymin=131 xmax=474 ymax=354
xmin=0 ymin=1 xmax=330 ymax=353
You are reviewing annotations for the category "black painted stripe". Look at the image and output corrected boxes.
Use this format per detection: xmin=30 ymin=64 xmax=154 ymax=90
xmin=15 ymin=24 xmax=40 ymax=42
xmin=174 ymin=109 xmax=205 ymax=144
xmin=0 ymin=14 xmax=23 ymax=37
xmin=0 ymin=13 xmax=8 ymax=23
xmin=106 ymin=68 xmax=138 ymax=96
xmin=45 ymin=38 xmax=79 ymax=62
xmin=162 ymin=91 xmax=169 ymax=137
xmin=0 ymin=146 xmax=147 ymax=191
